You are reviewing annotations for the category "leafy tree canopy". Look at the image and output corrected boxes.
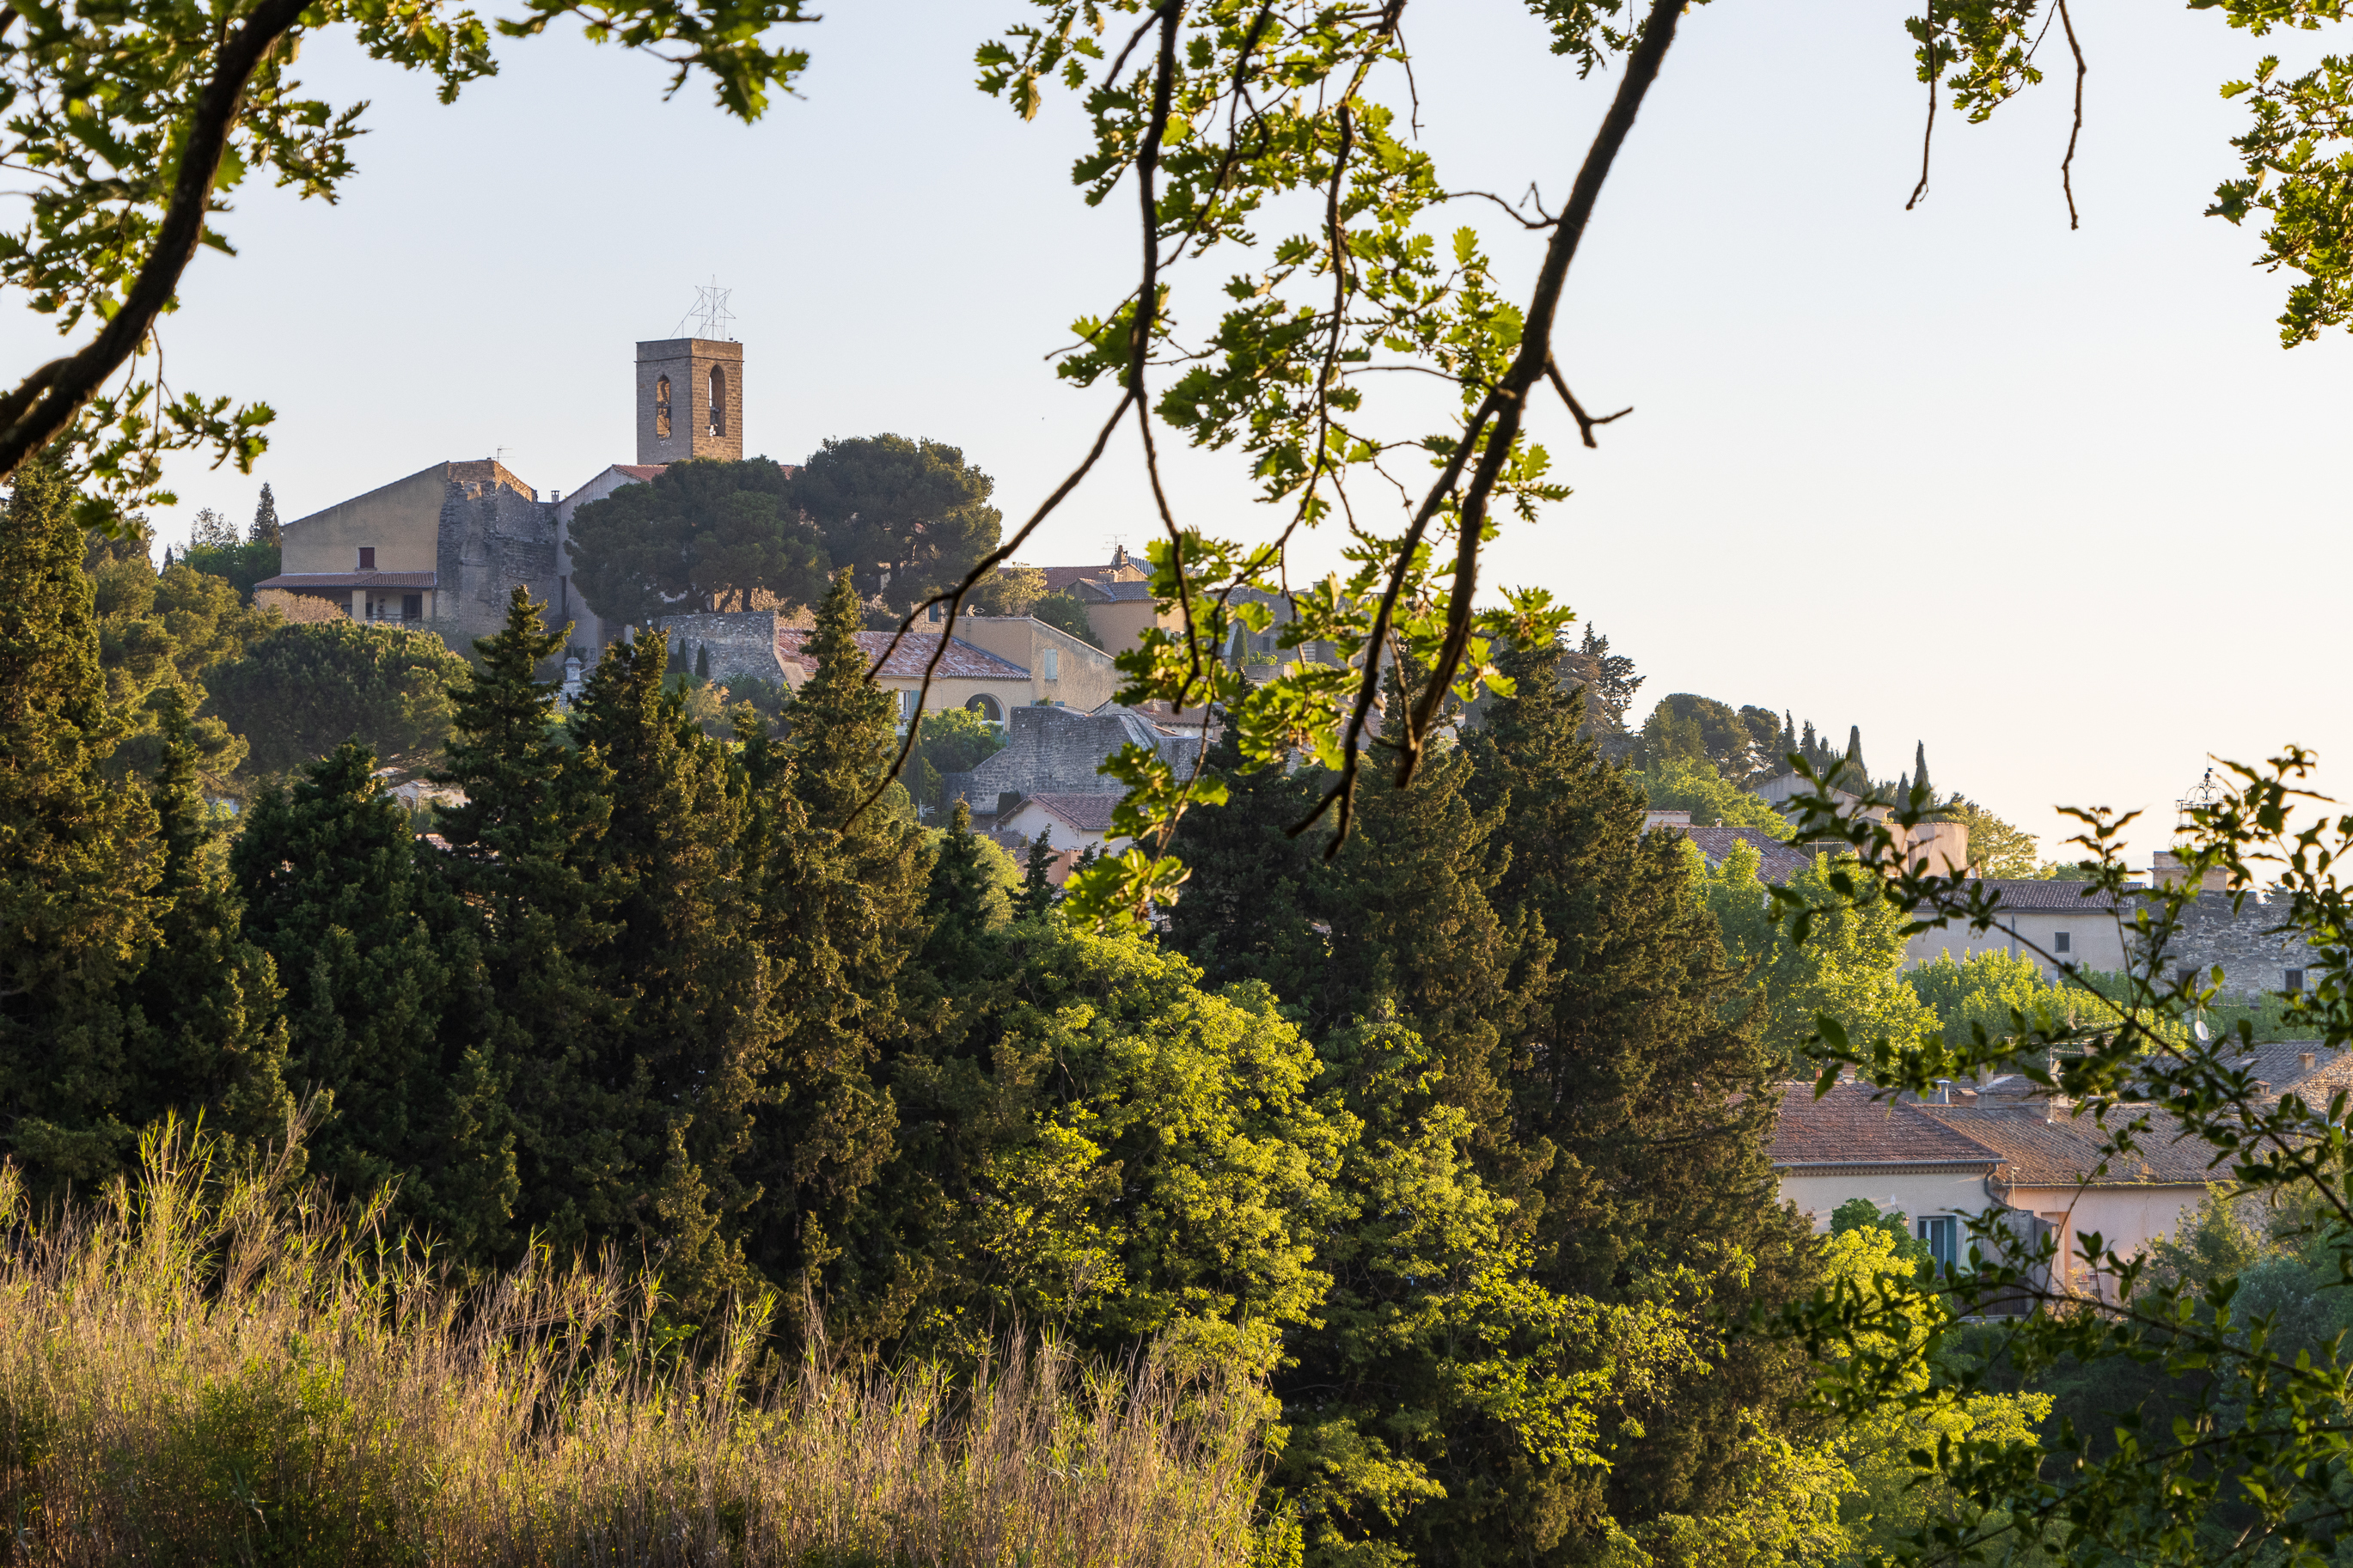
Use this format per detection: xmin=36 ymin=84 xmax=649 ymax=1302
xmin=1030 ymin=589 xmax=1098 ymax=648
xmin=205 ymin=620 xmax=468 ymax=777
xmin=566 ymin=457 xmax=829 ymax=625
xmin=785 ymin=436 xmax=1002 ymax=615
xmin=969 ymin=563 xmax=1046 ymax=618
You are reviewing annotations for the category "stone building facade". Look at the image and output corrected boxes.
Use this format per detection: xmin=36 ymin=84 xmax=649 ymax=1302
xmin=941 ymin=703 xmax=1207 ymax=816
xmin=2133 ymin=891 xmax=2322 ymax=1000
xmin=261 ymin=336 xmax=743 ymax=660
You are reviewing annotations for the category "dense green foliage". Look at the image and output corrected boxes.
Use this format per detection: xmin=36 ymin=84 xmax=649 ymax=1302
xmin=785 ymin=436 xmax=1002 ymax=616
xmin=565 ymin=457 xmax=828 ymax=625
xmin=205 ymin=619 xmax=469 ymax=776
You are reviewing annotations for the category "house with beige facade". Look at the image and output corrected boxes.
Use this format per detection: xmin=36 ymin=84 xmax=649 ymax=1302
xmin=258 ymin=337 xmax=743 ymax=657
xmin=1769 ymin=1052 xmax=2353 ymax=1303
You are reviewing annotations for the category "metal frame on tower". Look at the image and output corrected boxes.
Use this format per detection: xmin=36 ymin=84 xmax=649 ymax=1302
xmin=692 ymin=278 xmax=734 ymax=340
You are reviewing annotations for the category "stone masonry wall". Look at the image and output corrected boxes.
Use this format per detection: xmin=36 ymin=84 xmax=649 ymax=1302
xmin=433 ymin=481 xmax=559 ymax=654
xmin=649 ymin=610 xmax=788 ymax=686
xmin=2128 ymin=891 xmax=2322 ymax=998
xmin=943 ymin=705 xmax=1203 ymax=814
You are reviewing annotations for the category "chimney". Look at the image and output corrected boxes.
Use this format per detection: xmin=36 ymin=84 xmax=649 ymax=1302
xmin=1932 ymin=1078 xmax=1953 ymax=1105
xmin=2301 ymin=1052 xmax=2317 ymax=1072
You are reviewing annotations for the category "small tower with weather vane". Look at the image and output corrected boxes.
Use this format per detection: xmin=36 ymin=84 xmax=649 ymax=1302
xmin=637 ymin=280 xmax=743 ymax=466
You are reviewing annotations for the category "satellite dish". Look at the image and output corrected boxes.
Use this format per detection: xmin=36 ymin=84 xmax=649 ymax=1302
xmin=2194 ymin=1019 xmax=2211 ymax=1042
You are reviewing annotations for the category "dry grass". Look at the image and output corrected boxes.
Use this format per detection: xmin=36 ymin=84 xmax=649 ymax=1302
xmin=0 ymin=1124 xmax=1264 ymax=1566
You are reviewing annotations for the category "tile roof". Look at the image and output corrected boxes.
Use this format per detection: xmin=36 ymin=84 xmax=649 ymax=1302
xmin=1770 ymin=1083 xmax=2003 ymax=1167
xmin=1775 ymin=1081 xmax=2222 ymax=1187
xmin=1677 ymin=825 xmax=1814 ymax=885
xmin=1962 ymin=877 xmax=2130 ymax=912
xmin=1024 ymin=792 xmax=1121 ymax=833
xmin=774 ymin=629 xmax=1030 ymax=680
xmin=258 ymin=571 xmax=437 ymax=590
xmin=1915 ymin=1102 xmax=2219 ymax=1187
xmin=1039 ymin=564 xmax=1117 ymax=593
xmin=1073 ymin=578 xmax=1155 ymax=603
xmin=610 ymin=464 xmax=668 ymax=480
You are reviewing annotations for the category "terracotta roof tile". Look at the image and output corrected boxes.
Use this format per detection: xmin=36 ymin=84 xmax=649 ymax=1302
xmin=1770 ymin=1083 xmax=2002 ymax=1167
xmin=1914 ymin=1102 xmax=2219 ymax=1187
xmin=1024 ymin=793 xmax=1121 ymax=833
xmin=258 ymin=571 xmax=437 ymax=590
xmin=1963 ymin=878 xmax=2130 ymax=912
xmin=1677 ymin=826 xmax=1813 ymax=885
xmin=774 ymin=629 xmax=1030 ymax=680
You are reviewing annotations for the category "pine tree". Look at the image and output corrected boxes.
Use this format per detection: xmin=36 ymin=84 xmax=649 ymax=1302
xmin=119 ymin=689 xmax=295 ymax=1161
xmin=430 ymin=587 xmax=613 ymax=1263
xmin=1465 ymin=631 xmax=1816 ymax=1537
xmin=921 ymin=800 xmax=1008 ymax=987
xmin=1014 ymin=825 xmax=1056 ymax=919
xmin=233 ymin=741 xmax=514 ymax=1255
xmin=249 ymin=483 xmax=280 ymax=546
xmin=0 ymin=461 xmax=165 ymax=1190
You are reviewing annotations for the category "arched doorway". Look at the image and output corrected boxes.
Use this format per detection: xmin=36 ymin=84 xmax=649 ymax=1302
xmin=965 ymin=692 xmax=1004 ymax=723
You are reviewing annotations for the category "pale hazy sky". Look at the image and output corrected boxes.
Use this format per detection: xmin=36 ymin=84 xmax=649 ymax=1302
xmin=11 ymin=0 xmax=2344 ymax=869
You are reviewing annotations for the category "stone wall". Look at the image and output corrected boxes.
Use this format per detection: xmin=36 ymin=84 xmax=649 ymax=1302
xmin=943 ymin=704 xmax=1203 ymax=814
xmin=433 ymin=481 xmax=560 ymax=653
xmin=2130 ymin=891 xmax=2322 ymax=998
xmin=648 ymin=610 xmax=789 ymax=686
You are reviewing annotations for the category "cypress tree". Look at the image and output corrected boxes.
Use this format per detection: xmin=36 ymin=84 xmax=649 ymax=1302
xmin=431 ymin=587 xmax=614 ymax=1264
xmin=1465 ymin=632 xmax=1814 ymax=1538
xmin=1163 ymin=726 xmax=1328 ymax=1001
xmin=0 ymin=461 xmax=164 ymax=1190
xmin=1913 ymin=739 xmax=1934 ymax=803
xmin=249 ymin=483 xmax=280 ymax=546
xmin=565 ymin=629 xmax=768 ymax=1315
xmin=921 ymin=800 xmax=1007 ymax=988
xmin=1841 ymin=723 xmax=1867 ymax=793
xmin=232 ymin=741 xmax=514 ymax=1255
xmin=743 ymin=568 xmax=932 ymax=1340
xmin=1015 ymin=825 xmax=1055 ymax=919
xmin=695 ymin=641 xmax=711 ymax=680
xmin=120 ymin=689 xmax=295 ymax=1159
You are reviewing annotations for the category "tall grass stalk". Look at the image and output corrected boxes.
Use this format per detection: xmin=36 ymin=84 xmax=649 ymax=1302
xmin=0 ymin=1122 xmax=1264 ymax=1566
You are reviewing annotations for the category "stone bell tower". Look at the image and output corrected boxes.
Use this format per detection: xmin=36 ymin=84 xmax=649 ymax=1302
xmin=636 ymin=337 xmax=743 ymax=466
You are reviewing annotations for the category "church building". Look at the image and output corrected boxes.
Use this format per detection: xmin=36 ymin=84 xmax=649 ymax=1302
xmin=255 ymin=337 xmax=745 ymax=658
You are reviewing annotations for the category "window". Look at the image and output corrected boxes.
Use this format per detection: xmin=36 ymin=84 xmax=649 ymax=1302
xmin=707 ymin=365 xmax=726 ymax=437
xmin=655 ymin=376 xmax=672 ymax=438
xmin=898 ymin=689 xmax=915 ymax=721
xmin=2054 ymin=930 xmax=2071 ymax=954
xmin=2288 ymin=968 xmax=2306 ymax=994
xmin=1043 ymin=648 xmax=1060 ymax=680
xmin=1916 ymin=1215 xmax=1959 ymax=1269
xmin=358 ymin=546 xmax=376 ymax=570
xmin=401 ymin=594 xmax=422 ymax=621
xmin=928 ymin=602 xmax=942 ymax=624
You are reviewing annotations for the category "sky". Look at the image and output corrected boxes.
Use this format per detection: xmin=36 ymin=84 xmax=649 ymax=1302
xmin=8 ymin=0 xmax=2344 ymax=870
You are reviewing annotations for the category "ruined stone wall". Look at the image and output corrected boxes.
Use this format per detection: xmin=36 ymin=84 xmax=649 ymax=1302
xmin=432 ymin=482 xmax=560 ymax=653
xmin=944 ymin=705 xmax=1202 ymax=814
xmin=648 ymin=610 xmax=788 ymax=686
xmin=2129 ymin=890 xmax=2323 ymax=998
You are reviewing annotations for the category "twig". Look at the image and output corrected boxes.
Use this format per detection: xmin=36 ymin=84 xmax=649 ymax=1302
xmin=1908 ymin=35 xmax=1938 ymax=211
xmin=0 ymin=0 xmax=313 ymax=485
xmin=2058 ymin=0 xmax=2087 ymax=230
xmin=1402 ymin=0 xmax=1688 ymax=785
xmin=1544 ymin=356 xmax=1631 ymax=448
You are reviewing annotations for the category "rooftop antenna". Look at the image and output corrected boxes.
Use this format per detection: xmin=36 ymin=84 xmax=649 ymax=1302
xmin=494 ymin=447 xmax=511 ymax=467
xmin=675 ymin=277 xmax=735 ymax=341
